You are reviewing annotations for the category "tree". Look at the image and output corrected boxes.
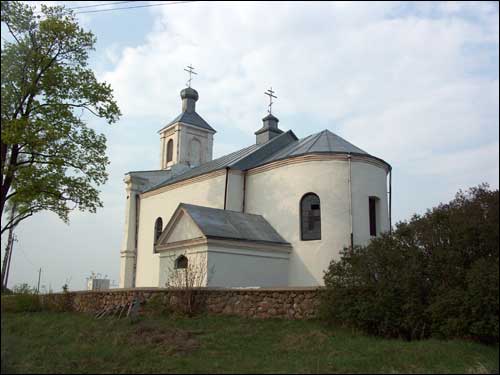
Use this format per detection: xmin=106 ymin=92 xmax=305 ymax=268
xmin=321 ymin=184 xmax=499 ymax=343
xmin=164 ymin=252 xmax=215 ymax=315
xmin=1 ymin=1 xmax=120 ymax=235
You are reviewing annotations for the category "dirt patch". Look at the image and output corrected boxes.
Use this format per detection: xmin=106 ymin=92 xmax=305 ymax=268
xmin=130 ymin=325 xmax=200 ymax=355
xmin=279 ymin=330 xmax=330 ymax=352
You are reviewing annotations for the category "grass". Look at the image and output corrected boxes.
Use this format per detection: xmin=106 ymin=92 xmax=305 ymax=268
xmin=1 ymin=312 xmax=498 ymax=374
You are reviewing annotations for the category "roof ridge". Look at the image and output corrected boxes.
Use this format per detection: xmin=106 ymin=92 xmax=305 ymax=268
xmin=305 ymin=130 xmax=326 ymax=153
xmin=278 ymin=132 xmax=316 ymax=156
xmin=228 ymin=130 xmax=297 ymax=170
xmin=158 ymin=110 xmax=216 ymax=133
xmin=181 ymin=203 xmax=269 ymax=219
xmin=325 ymin=129 xmax=333 ymax=150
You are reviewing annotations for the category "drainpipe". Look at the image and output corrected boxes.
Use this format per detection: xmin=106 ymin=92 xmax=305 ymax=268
xmin=223 ymin=167 xmax=229 ymax=210
xmin=389 ymin=168 xmax=392 ymax=234
xmin=242 ymin=171 xmax=247 ymax=213
xmin=348 ymin=154 xmax=354 ymax=249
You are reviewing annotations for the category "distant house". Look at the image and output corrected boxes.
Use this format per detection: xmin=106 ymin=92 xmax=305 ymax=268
xmin=119 ymin=84 xmax=391 ymax=288
xmin=87 ymin=278 xmax=110 ymax=291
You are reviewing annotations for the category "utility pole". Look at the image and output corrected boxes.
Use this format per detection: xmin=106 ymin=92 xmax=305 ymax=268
xmin=1 ymin=204 xmax=17 ymax=290
xmin=37 ymin=268 xmax=42 ymax=294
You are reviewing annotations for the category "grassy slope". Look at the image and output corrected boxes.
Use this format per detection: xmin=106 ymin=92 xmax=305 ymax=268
xmin=1 ymin=312 xmax=498 ymax=374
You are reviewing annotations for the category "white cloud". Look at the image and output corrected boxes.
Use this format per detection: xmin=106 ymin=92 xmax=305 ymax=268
xmin=100 ymin=0 xmax=498 ymax=218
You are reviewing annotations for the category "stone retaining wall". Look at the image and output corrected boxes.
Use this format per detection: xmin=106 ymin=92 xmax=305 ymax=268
xmin=40 ymin=287 xmax=323 ymax=319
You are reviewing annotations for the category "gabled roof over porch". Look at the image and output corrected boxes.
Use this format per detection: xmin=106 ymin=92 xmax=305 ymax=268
xmin=155 ymin=203 xmax=291 ymax=253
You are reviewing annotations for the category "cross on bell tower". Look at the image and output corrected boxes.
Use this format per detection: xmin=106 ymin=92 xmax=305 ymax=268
xmin=255 ymin=86 xmax=283 ymax=145
xmin=264 ymin=87 xmax=277 ymax=114
xmin=184 ymin=65 xmax=197 ymax=88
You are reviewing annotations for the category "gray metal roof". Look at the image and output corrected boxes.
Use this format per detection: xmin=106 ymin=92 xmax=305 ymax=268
xmin=257 ymin=129 xmax=371 ymax=165
xmin=159 ymin=111 xmax=216 ymax=133
xmin=180 ymin=203 xmax=290 ymax=245
xmin=144 ymin=129 xmax=390 ymax=193
xmin=145 ymin=130 xmax=298 ymax=192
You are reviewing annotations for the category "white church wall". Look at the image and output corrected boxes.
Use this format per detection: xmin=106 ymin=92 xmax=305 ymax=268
xmin=158 ymin=246 xmax=208 ymax=288
xmin=160 ymin=125 xmax=178 ymax=169
xmin=245 ymin=158 xmax=352 ymax=287
xmin=158 ymin=245 xmax=288 ymax=288
xmin=350 ymin=160 xmax=390 ymax=245
xmin=166 ymin=212 xmax=204 ymax=243
xmin=178 ymin=123 xmax=213 ymax=167
xmin=225 ymin=171 xmax=244 ymax=212
xmin=206 ymin=247 xmax=289 ymax=287
xmin=135 ymin=173 xmax=226 ymax=287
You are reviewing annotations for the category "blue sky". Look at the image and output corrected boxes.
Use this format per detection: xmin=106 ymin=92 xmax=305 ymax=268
xmin=2 ymin=1 xmax=499 ymax=291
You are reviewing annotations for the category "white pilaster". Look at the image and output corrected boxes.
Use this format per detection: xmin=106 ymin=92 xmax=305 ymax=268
xmin=119 ymin=174 xmax=148 ymax=288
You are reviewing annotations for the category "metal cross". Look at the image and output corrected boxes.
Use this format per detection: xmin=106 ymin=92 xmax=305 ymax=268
xmin=184 ymin=65 xmax=197 ymax=88
xmin=264 ymin=87 xmax=277 ymax=114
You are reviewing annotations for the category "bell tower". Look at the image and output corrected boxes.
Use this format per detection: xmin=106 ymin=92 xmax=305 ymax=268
xmin=158 ymin=68 xmax=216 ymax=171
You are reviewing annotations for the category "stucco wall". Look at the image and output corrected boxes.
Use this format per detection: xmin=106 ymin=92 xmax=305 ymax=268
xmin=136 ymin=173 xmax=226 ymax=287
xmin=245 ymin=158 xmax=389 ymax=287
xmin=159 ymin=247 xmax=208 ymax=288
xmin=246 ymin=160 xmax=350 ymax=286
xmin=207 ymin=247 xmax=289 ymax=287
xmin=158 ymin=245 xmax=289 ymax=288
xmin=178 ymin=124 xmax=214 ymax=167
xmin=225 ymin=171 xmax=244 ymax=212
xmin=166 ymin=212 xmax=203 ymax=243
xmin=351 ymin=160 xmax=390 ymax=245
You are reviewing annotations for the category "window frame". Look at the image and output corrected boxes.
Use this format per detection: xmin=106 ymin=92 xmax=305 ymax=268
xmin=174 ymin=255 xmax=188 ymax=270
xmin=369 ymin=196 xmax=378 ymax=237
xmin=300 ymin=192 xmax=322 ymax=241
xmin=154 ymin=217 xmax=163 ymax=246
xmin=166 ymin=139 xmax=174 ymax=163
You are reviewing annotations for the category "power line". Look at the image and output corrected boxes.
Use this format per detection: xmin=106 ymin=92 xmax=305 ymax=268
xmin=33 ymin=1 xmax=137 ymax=14
xmin=66 ymin=1 xmax=138 ymax=11
xmin=73 ymin=1 xmax=197 ymax=14
xmin=17 ymin=243 xmax=38 ymax=270
xmin=33 ymin=1 xmax=196 ymax=15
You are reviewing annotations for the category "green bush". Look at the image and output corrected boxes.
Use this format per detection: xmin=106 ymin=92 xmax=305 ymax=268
xmin=1 ymin=283 xmax=42 ymax=313
xmin=142 ymin=294 xmax=172 ymax=316
xmin=321 ymin=184 xmax=499 ymax=343
xmin=1 ymin=294 xmax=41 ymax=313
xmin=463 ymin=258 xmax=499 ymax=342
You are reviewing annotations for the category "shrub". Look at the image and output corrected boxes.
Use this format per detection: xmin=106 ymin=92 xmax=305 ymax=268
xmin=1 ymin=294 xmax=41 ymax=313
xmin=1 ymin=283 xmax=42 ymax=313
xmin=462 ymin=258 xmax=499 ymax=342
xmin=141 ymin=294 xmax=172 ymax=316
xmin=321 ymin=184 xmax=499 ymax=342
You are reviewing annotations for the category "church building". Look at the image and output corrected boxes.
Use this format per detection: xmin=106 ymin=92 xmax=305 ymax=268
xmin=119 ymin=79 xmax=391 ymax=289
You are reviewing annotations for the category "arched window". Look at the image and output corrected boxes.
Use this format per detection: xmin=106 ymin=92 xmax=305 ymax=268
xmin=175 ymin=255 xmax=188 ymax=269
xmin=154 ymin=217 xmax=163 ymax=245
xmin=300 ymin=193 xmax=321 ymax=240
xmin=166 ymin=139 xmax=174 ymax=163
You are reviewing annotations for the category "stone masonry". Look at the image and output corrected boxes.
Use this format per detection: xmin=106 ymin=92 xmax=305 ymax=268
xmin=40 ymin=287 xmax=322 ymax=319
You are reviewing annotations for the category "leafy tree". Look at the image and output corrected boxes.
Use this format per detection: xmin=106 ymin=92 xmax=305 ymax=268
xmin=1 ymin=1 xmax=120 ymax=235
xmin=321 ymin=184 xmax=499 ymax=343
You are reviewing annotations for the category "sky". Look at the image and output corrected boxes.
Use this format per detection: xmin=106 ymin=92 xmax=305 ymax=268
xmin=2 ymin=1 xmax=499 ymax=292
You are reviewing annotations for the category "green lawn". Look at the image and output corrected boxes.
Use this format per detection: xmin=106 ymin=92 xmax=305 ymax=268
xmin=1 ymin=312 xmax=498 ymax=374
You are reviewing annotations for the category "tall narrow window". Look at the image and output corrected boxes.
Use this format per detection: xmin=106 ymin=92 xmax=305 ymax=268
xmin=166 ymin=139 xmax=173 ymax=163
xmin=300 ymin=193 xmax=321 ymax=240
xmin=175 ymin=255 xmax=188 ymax=269
xmin=154 ymin=217 xmax=163 ymax=244
xmin=369 ymin=197 xmax=377 ymax=236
